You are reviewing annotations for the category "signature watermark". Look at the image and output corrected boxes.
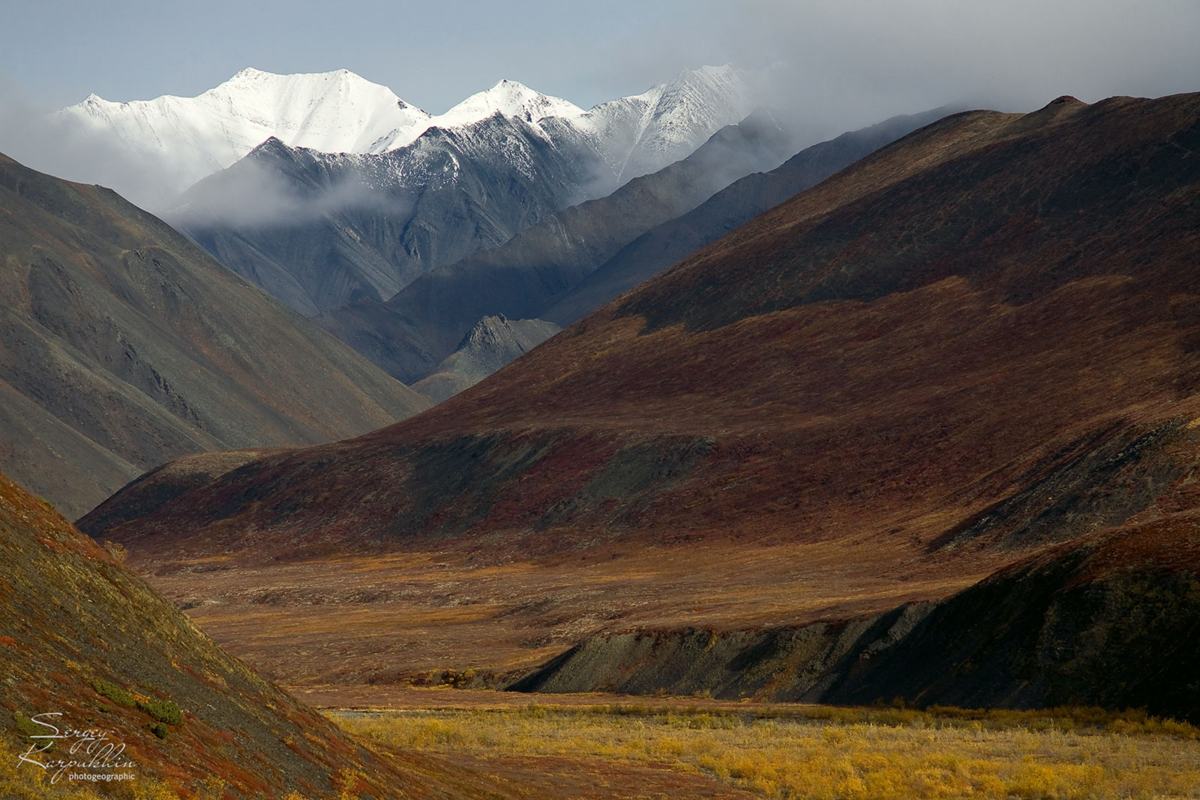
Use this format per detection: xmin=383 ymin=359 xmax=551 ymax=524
xmin=16 ymin=712 xmax=137 ymax=784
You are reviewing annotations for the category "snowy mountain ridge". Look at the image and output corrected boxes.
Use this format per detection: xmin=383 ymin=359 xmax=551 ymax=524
xmin=55 ymin=65 xmax=751 ymax=208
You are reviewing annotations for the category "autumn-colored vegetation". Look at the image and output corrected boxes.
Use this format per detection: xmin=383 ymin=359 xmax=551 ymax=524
xmin=332 ymin=703 xmax=1200 ymax=800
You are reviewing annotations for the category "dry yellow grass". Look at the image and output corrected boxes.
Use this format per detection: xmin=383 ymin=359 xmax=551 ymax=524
xmin=330 ymin=704 xmax=1200 ymax=799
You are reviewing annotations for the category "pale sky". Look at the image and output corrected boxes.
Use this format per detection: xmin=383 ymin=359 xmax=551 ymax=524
xmin=3 ymin=0 xmax=1199 ymax=121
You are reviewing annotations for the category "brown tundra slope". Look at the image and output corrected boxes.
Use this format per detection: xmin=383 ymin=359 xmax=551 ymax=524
xmin=84 ymin=94 xmax=1200 ymax=706
xmin=0 ymin=467 xmax=523 ymax=799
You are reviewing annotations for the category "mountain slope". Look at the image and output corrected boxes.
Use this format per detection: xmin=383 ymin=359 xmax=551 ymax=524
xmin=0 ymin=151 xmax=428 ymax=519
xmin=315 ymin=111 xmax=798 ymax=382
xmin=83 ymin=93 xmax=1200 ymax=708
xmin=0 ymin=467 xmax=476 ymax=798
xmin=540 ymin=107 xmax=954 ymax=326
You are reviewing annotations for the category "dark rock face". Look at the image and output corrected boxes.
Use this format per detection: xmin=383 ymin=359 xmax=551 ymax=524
xmin=0 ymin=151 xmax=428 ymax=518
xmin=414 ymin=316 xmax=562 ymax=403
xmin=514 ymin=520 xmax=1200 ymax=724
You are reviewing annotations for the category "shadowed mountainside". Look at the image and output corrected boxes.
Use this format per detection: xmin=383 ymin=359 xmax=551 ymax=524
xmin=0 ymin=152 xmax=428 ymax=518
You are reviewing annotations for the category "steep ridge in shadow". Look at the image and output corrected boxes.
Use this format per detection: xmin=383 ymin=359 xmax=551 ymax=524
xmin=413 ymin=315 xmax=562 ymax=403
xmin=0 ymin=152 xmax=429 ymax=518
xmin=315 ymin=111 xmax=797 ymax=383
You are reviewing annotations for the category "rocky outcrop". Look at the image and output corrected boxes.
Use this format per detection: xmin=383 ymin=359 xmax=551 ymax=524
xmin=414 ymin=316 xmax=561 ymax=403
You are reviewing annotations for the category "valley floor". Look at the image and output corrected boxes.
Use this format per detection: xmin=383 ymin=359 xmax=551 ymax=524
xmin=137 ymin=537 xmax=996 ymax=697
xmin=330 ymin=698 xmax=1200 ymax=800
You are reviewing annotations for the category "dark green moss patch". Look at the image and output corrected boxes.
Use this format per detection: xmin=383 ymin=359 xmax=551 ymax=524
xmin=91 ymin=678 xmax=135 ymax=708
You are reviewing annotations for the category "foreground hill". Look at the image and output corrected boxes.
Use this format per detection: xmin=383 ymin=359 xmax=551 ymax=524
xmin=0 ymin=468 xmax=484 ymax=798
xmin=0 ymin=152 xmax=428 ymax=518
xmin=85 ymin=94 xmax=1200 ymax=709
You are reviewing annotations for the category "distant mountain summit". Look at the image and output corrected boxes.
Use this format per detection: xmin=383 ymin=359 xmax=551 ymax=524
xmin=54 ymin=65 xmax=752 ymax=209
xmin=57 ymin=68 xmax=426 ymax=205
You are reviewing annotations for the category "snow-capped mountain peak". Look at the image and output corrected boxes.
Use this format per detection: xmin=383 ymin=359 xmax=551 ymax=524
xmin=55 ymin=67 xmax=432 ymax=205
xmin=360 ymin=79 xmax=590 ymax=153
xmin=437 ymin=80 xmax=586 ymax=128
xmin=569 ymin=64 xmax=752 ymax=183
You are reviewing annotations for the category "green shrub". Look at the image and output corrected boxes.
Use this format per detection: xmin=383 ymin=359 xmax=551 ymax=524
xmin=138 ymin=698 xmax=183 ymax=726
xmin=148 ymin=722 xmax=169 ymax=739
xmin=91 ymin=679 xmax=135 ymax=708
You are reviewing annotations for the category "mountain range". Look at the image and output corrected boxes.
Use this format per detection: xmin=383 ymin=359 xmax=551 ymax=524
xmin=81 ymin=91 xmax=1200 ymax=718
xmin=316 ymin=106 xmax=950 ymax=386
xmin=55 ymin=65 xmax=751 ymax=211
xmin=159 ymin=66 xmax=755 ymax=317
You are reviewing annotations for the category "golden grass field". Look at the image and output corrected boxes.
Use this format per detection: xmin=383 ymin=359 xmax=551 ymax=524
xmin=330 ymin=700 xmax=1200 ymax=800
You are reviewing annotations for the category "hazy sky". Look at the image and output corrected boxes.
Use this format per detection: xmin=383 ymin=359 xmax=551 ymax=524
xmin=3 ymin=0 xmax=1199 ymax=120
